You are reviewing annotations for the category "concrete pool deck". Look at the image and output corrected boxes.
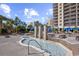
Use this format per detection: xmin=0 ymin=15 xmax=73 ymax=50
xmin=48 ymin=35 xmax=79 ymax=56
xmin=0 ymin=34 xmax=78 ymax=56
xmin=0 ymin=35 xmax=44 ymax=56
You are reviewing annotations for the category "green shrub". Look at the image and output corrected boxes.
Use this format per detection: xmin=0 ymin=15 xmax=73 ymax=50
xmin=25 ymin=29 xmax=29 ymax=33
xmin=0 ymin=28 xmax=8 ymax=34
xmin=15 ymin=25 xmax=26 ymax=33
xmin=0 ymin=29 xmax=2 ymax=34
xmin=73 ymin=30 xmax=78 ymax=33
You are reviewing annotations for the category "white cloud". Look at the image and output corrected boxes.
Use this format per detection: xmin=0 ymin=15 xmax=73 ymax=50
xmin=25 ymin=8 xmax=29 ymax=13
xmin=49 ymin=9 xmax=53 ymax=13
xmin=41 ymin=17 xmax=45 ymax=24
xmin=0 ymin=4 xmax=11 ymax=18
xmin=24 ymin=8 xmax=31 ymax=18
xmin=24 ymin=8 xmax=39 ymax=18
xmin=24 ymin=8 xmax=29 ymax=15
xmin=15 ymin=14 xmax=18 ymax=17
xmin=30 ymin=9 xmax=39 ymax=16
xmin=46 ymin=12 xmax=49 ymax=15
xmin=0 ymin=4 xmax=11 ymax=14
xmin=34 ymin=19 xmax=39 ymax=21
xmin=7 ymin=14 xmax=11 ymax=17
xmin=46 ymin=9 xmax=53 ymax=15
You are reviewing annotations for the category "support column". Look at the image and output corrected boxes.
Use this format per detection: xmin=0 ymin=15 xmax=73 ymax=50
xmin=34 ymin=26 xmax=38 ymax=38
xmin=43 ymin=25 xmax=48 ymax=40
xmin=38 ymin=26 xmax=42 ymax=39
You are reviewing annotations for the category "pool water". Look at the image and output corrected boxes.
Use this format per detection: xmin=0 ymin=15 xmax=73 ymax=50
xmin=22 ymin=36 xmax=70 ymax=56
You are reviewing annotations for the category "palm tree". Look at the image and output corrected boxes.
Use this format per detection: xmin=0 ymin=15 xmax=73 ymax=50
xmin=0 ymin=15 xmax=3 ymax=29
xmin=0 ymin=15 xmax=3 ymax=34
xmin=14 ymin=17 xmax=27 ymax=33
xmin=0 ymin=15 xmax=12 ymax=29
xmin=6 ymin=20 xmax=14 ymax=33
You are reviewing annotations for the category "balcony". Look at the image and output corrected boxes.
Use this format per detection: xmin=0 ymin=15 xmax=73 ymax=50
xmin=64 ymin=6 xmax=70 ymax=10
xmin=71 ymin=3 xmax=76 ymax=6
xmin=53 ymin=14 xmax=58 ymax=16
xmin=77 ymin=19 xmax=79 ymax=22
xmin=64 ymin=11 xmax=70 ymax=14
xmin=70 ymin=22 xmax=76 ymax=26
xmin=64 ymin=7 xmax=70 ymax=10
xmin=71 ymin=6 xmax=76 ymax=9
xmin=64 ymin=23 xmax=70 ymax=26
xmin=53 ymin=17 xmax=58 ymax=20
xmin=54 ymin=24 xmax=58 ymax=27
xmin=53 ymin=4 xmax=58 ymax=8
xmin=70 ymin=13 xmax=76 ymax=15
xmin=64 ymin=13 xmax=70 ymax=17
xmin=70 ymin=14 xmax=76 ymax=17
xmin=77 ymin=7 xmax=79 ymax=10
xmin=53 ymin=19 xmax=58 ymax=22
xmin=70 ymin=16 xmax=76 ymax=19
xmin=64 ymin=19 xmax=69 ymax=21
xmin=53 ymin=20 xmax=58 ymax=23
xmin=70 ymin=8 xmax=76 ymax=12
xmin=64 ymin=18 xmax=70 ymax=20
xmin=64 ymin=20 xmax=70 ymax=23
xmin=77 ymin=10 xmax=79 ymax=13
xmin=77 ymin=21 xmax=79 ymax=26
xmin=53 ymin=14 xmax=58 ymax=17
xmin=53 ymin=7 xmax=58 ymax=9
xmin=70 ymin=20 xmax=76 ymax=23
xmin=77 ymin=3 xmax=79 ymax=6
xmin=78 ymin=23 xmax=79 ymax=26
xmin=53 ymin=11 xmax=58 ymax=15
xmin=77 ymin=15 xmax=79 ymax=18
xmin=70 ymin=4 xmax=76 ymax=8
xmin=64 ymin=3 xmax=70 ymax=7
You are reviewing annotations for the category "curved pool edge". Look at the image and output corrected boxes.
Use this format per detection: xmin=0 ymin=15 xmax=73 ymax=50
xmin=19 ymin=37 xmax=73 ymax=56
xmin=19 ymin=38 xmax=50 ymax=56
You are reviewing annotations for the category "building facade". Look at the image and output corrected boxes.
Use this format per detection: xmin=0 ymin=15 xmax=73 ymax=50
xmin=53 ymin=3 xmax=63 ymax=31
xmin=47 ymin=19 xmax=53 ymax=26
xmin=53 ymin=3 xmax=79 ymax=31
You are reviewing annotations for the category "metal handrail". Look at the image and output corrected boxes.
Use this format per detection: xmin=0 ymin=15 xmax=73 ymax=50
xmin=27 ymin=39 xmax=52 ymax=56
xmin=27 ymin=39 xmax=44 ymax=55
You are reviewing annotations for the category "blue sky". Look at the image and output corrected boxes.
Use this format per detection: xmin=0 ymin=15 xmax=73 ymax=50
xmin=0 ymin=3 xmax=53 ymax=24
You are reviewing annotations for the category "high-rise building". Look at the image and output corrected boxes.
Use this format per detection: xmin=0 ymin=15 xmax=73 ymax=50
xmin=47 ymin=19 xmax=53 ymax=26
xmin=53 ymin=3 xmax=64 ymax=31
xmin=53 ymin=3 xmax=79 ymax=31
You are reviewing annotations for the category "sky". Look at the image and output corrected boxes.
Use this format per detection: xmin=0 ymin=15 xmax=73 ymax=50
xmin=0 ymin=3 xmax=53 ymax=24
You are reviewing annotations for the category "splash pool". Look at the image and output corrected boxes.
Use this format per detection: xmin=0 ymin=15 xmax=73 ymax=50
xmin=20 ymin=36 xmax=72 ymax=56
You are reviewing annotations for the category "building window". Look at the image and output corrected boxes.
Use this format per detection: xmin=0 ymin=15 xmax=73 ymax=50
xmin=60 ymin=10 xmax=62 ymax=12
xmin=60 ymin=17 xmax=62 ymax=19
xmin=60 ymin=4 xmax=62 ymax=6
xmin=60 ymin=14 xmax=62 ymax=15
xmin=60 ymin=24 xmax=62 ymax=26
xmin=60 ymin=20 xmax=62 ymax=22
xmin=60 ymin=7 xmax=62 ymax=9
